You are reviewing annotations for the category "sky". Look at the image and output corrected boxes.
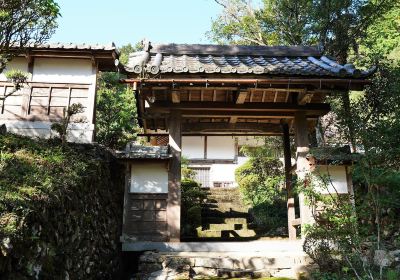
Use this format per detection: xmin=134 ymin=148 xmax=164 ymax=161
xmin=51 ymin=0 xmax=223 ymax=47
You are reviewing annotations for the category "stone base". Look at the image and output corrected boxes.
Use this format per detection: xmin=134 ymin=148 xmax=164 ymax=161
xmin=136 ymin=250 xmax=314 ymax=279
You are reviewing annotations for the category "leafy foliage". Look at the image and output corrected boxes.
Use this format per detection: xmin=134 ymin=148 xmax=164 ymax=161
xmin=235 ymin=143 xmax=286 ymax=234
xmin=0 ymin=69 xmax=29 ymax=101
xmin=181 ymin=179 xmax=207 ymax=237
xmin=0 ymin=0 xmax=60 ymax=72
xmin=95 ymin=72 xmax=137 ymax=149
xmin=118 ymin=42 xmax=142 ymax=65
xmin=4 ymin=69 xmax=28 ymax=89
xmin=209 ymin=0 xmax=397 ymax=62
xmin=181 ymin=156 xmax=196 ymax=180
xmin=50 ymin=103 xmax=85 ymax=145
xmin=0 ymin=133 xmax=124 ymax=279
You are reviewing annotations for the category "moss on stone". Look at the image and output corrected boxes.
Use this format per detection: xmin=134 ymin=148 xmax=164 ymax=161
xmin=0 ymin=133 xmax=124 ymax=279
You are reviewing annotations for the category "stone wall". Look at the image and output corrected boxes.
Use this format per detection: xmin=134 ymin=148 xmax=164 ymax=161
xmin=0 ymin=134 xmax=125 ymax=279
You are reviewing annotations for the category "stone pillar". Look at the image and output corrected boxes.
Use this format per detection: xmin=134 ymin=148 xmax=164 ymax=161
xmin=168 ymin=110 xmax=182 ymax=242
xmin=282 ymin=123 xmax=296 ymax=240
xmin=294 ymin=112 xmax=313 ymax=233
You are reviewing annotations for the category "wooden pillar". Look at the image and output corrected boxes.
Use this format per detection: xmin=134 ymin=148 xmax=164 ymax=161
xmin=282 ymin=123 xmax=296 ymax=240
xmin=168 ymin=110 xmax=182 ymax=242
xmin=294 ymin=112 xmax=313 ymax=233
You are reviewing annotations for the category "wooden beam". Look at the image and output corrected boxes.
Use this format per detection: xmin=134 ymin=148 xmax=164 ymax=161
xmin=204 ymin=136 xmax=207 ymax=159
xmin=145 ymin=111 xmax=323 ymax=119
xmin=145 ymin=112 xmax=321 ymax=120
xmin=171 ymin=90 xmax=180 ymax=103
xmin=291 ymin=218 xmax=302 ymax=226
xmin=298 ymin=92 xmax=314 ymax=105
xmin=235 ymin=90 xmax=248 ymax=104
xmin=146 ymin=102 xmax=330 ymax=119
xmin=282 ymin=122 xmax=296 ymax=240
xmin=229 ymin=116 xmax=238 ymax=123
xmin=182 ymin=122 xmax=282 ymax=133
xmin=47 ymin=87 xmax=52 ymax=115
xmin=149 ymin=101 xmax=330 ymax=112
xmin=294 ymin=111 xmax=313 ymax=234
xmin=167 ymin=110 xmax=182 ymax=242
xmin=138 ymin=91 xmax=147 ymax=132
xmin=285 ymin=92 xmax=290 ymax=102
xmin=122 ymin=78 xmax=371 ymax=91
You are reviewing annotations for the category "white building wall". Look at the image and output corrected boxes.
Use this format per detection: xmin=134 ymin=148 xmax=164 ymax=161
xmin=183 ymin=136 xmax=254 ymax=187
xmin=130 ymin=162 xmax=169 ymax=193
xmin=313 ymin=165 xmax=349 ymax=194
xmin=182 ymin=136 xmax=205 ymax=159
xmin=1 ymin=57 xmax=97 ymax=143
xmin=207 ymin=136 xmax=235 ymax=159
xmin=209 ymin=157 xmax=250 ymax=187
xmin=32 ymin=58 xmax=93 ymax=84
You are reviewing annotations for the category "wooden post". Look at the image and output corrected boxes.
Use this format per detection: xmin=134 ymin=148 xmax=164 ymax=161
xmin=294 ymin=111 xmax=313 ymax=234
xmin=282 ymin=123 xmax=296 ymax=240
xmin=168 ymin=110 xmax=182 ymax=242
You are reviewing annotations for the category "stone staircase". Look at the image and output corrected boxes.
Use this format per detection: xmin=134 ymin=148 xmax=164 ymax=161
xmin=135 ymin=241 xmax=313 ymax=279
xmin=197 ymin=188 xmax=257 ymax=240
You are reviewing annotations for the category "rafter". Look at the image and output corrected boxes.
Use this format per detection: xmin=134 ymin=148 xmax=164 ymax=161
xmin=235 ymin=90 xmax=248 ymax=104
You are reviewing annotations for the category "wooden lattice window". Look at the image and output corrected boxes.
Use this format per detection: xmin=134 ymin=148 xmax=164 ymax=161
xmin=190 ymin=167 xmax=210 ymax=188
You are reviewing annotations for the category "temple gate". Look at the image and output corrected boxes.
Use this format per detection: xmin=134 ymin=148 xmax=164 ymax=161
xmin=119 ymin=42 xmax=372 ymax=245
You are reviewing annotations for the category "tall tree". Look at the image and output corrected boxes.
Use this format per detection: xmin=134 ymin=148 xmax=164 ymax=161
xmin=210 ymin=0 xmax=396 ymax=63
xmin=95 ymin=44 xmax=140 ymax=149
xmin=0 ymin=0 xmax=60 ymax=72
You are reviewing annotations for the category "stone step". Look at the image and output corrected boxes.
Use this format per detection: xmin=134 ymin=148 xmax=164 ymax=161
xmin=202 ymin=217 xmax=249 ymax=224
xmin=205 ymin=198 xmax=243 ymax=204
xmin=202 ymin=204 xmax=250 ymax=213
xmin=137 ymin=249 xmax=312 ymax=279
xmin=201 ymin=209 xmax=250 ymax=218
xmin=123 ymin=240 xmax=305 ymax=252
xmin=202 ymin=223 xmax=248 ymax=231
xmin=205 ymin=187 xmax=240 ymax=192
xmin=196 ymin=228 xmax=257 ymax=238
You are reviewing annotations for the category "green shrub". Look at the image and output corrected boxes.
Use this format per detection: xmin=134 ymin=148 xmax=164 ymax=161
xmin=181 ymin=179 xmax=206 ymax=237
xmin=235 ymin=154 xmax=286 ymax=234
xmin=0 ymin=133 xmax=124 ymax=279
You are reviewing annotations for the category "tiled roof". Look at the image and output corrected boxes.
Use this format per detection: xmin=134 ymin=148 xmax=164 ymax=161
xmin=25 ymin=42 xmax=117 ymax=51
xmin=125 ymin=43 xmax=373 ymax=78
xmin=115 ymin=145 xmax=171 ymax=160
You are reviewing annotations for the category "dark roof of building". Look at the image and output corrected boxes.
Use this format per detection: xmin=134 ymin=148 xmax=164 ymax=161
xmin=124 ymin=42 xmax=374 ymax=78
xmin=309 ymin=146 xmax=359 ymax=165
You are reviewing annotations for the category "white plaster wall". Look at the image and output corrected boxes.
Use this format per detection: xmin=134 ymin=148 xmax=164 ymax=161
xmin=210 ymin=164 xmax=238 ymax=185
xmin=0 ymin=57 xmax=29 ymax=81
xmin=1 ymin=57 xmax=97 ymax=143
xmin=4 ymin=121 xmax=94 ymax=143
xmin=32 ymin=58 xmax=93 ymax=84
xmin=237 ymin=136 xmax=264 ymax=147
xmin=182 ymin=136 xmax=205 ymax=159
xmin=313 ymin=165 xmax=349 ymax=194
xmin=130 ymin=162 xmax=168 ymax=193
xmin=207 ymin=136 xmax=235 ymax=159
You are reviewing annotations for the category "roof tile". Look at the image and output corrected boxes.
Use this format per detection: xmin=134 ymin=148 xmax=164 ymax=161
xmin=124 ymin=43 xmax=373 ymax=78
